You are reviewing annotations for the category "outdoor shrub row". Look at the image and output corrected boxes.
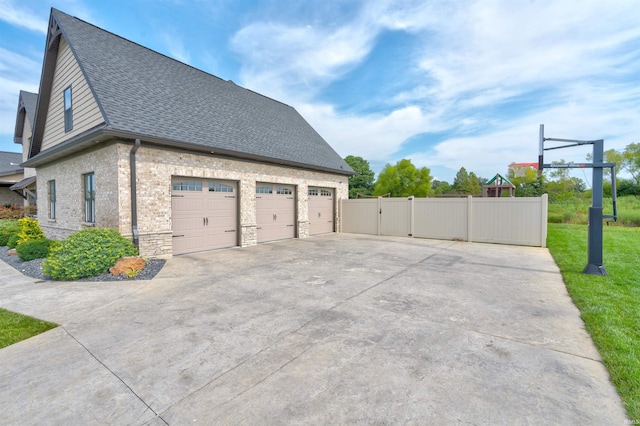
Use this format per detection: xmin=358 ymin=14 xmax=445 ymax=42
xmin=2 ymin=219 xmax=139 ymax=280
xmin=43 ymin=228 xmax=138 ymax=280
xmin=16 ymin=238 xmax=57 ymax=262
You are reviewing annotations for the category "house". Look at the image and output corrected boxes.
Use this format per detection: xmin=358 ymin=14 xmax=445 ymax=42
xmin=10 ymin=90 xmax=39 ymax=208
xmin=22 ymin=8 xmax=353 ymax=257
xmin=0 ymin=151 xmax=25 ymax=206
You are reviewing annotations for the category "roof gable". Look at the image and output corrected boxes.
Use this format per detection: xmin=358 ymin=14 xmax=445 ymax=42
xmin=30 ymin=8 xmax=352 ymax=175
xmin=13 ymin=91 xmax=38 ymax=144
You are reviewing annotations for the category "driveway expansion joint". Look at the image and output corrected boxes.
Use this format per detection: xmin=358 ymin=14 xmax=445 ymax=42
xmin=60 ymin=326 xmax=159 ymax=418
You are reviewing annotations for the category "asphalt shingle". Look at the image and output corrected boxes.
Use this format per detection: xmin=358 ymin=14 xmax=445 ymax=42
xmin=51 ymin=9 xmax=352 ymax=175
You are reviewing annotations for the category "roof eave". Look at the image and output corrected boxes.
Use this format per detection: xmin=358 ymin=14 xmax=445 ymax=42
xmin=22 ymin=127 xmax=354 ymax=176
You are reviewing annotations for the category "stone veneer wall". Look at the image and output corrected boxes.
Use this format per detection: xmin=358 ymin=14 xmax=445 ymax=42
xmin=130 ymin=144 xmax=348 ymax=257
xmin=36 ymin=142 xmax=121 ymax=241
xmin=0 ymin=187 xmax=24 ymax=206
xmin=36 ymin=141 xmax=349 ymax=258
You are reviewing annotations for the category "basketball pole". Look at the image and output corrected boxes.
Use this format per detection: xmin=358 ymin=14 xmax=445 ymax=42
xmin=538 ymin=124 xmax=612 ymax=276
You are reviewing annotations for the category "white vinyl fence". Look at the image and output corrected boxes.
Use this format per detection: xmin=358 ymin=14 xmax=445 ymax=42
xmin=340 ymin=194 xmax=548 ymax=247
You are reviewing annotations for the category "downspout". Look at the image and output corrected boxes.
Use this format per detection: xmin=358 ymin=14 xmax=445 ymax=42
xmin=130 ymin=139 xmax=141 ymax=248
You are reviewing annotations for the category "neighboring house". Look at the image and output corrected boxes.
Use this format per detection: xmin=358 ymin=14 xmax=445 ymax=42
xmin=0 ymin=151 xmax=25 ymax=206
xmin=10 ymin=90 xmax=39 ymax=207
xmin=22 ymin=8 xmax=353 ymax=257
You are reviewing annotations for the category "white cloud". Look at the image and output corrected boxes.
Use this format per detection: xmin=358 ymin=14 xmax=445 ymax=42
xmin=163 ymin=34 xmax=191 ymax=64
xmin=0 ymin=0 xmax=48 ymax=33
xmin=0 ymin=47 xmax=41 ymax=137
xmin=298 ymin=102 xmax=433 ymax=161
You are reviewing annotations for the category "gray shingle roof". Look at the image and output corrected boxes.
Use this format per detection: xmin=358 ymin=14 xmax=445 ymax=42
xmin=0 ymin=151 xmax=22 ymax=175
xmin=45 ymin=9 xmax=352 ymax=175
xmin=20 ymin=91 xmax=38 ymax=126
xmin=14 ymin=91 xmax=38 ymax=145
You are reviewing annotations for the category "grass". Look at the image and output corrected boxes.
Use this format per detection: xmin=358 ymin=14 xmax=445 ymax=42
xmin=548 ymin=195 xmax=640 ymax=226
xmin=547 ymin=223 xmax=640 ymax=419
xmin=0 ymin=308 xmax=58 ymax=349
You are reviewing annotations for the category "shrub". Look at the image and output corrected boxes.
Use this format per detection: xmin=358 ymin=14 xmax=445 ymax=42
xmin=0 ymin=220 xmax=21 ymax=246
xmin=16 ymin=238 xmax=55 ymax=261
xmin=16 ymin=217 xmax=45 ymax=245
xmin=7 ymin=234 xmax=20 ymax=249
xmin=0 ymin=205 xmax=23 ymax=220
xmin=43 ymin=228 xmax=138 ymax=280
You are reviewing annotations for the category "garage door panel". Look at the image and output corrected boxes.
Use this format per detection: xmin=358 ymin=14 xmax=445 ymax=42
xmin=309 ymin=187 xmax=334 ymax=235
xmin=172 ymin=178 xmax=238 ymax=255
xmin=256 ymin=184 xmax=295 ymax=243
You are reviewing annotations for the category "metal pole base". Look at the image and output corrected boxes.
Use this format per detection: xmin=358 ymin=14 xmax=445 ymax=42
xmin=583 ymin=263 xmax=608 ymax=276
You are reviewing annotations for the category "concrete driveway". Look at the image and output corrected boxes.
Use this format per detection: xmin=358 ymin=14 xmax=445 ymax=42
xmin=0 ymin=234 xmax=627 ymax=425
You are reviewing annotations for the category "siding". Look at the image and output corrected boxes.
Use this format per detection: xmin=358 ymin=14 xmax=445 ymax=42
xmin=41 ymin=37 xmax=104 ymax=150
xmin=21 ymin=116 xmax=36 ymax=178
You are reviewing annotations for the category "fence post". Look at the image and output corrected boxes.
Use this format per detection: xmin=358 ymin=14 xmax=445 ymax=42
xmin=339 ymin=198 xmax=343 ymax=234
xmin=408 ymin=195 xmax=414 ymax=237
xmin=377 ymin=197 xmax=382 ymax=236
xmin=467 ymin=195 xmax=473 ymax=242
xmin=540 ymin=194 xmax=548 ymax=247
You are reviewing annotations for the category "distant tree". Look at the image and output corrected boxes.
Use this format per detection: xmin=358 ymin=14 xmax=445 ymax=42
xmin=586 ymin=148 xmax=624 ymax=179
xmin=507 ymin=166 xmax=545 ymax=197
xmin=452 ymin=167 xmax=482 ymax=194
xmin=344 ymin=155 xmax=375 ymax=198
xmin=432 ymin=180 xmax=452 ymax=194
xmin=373 ymin=159 xmax=433 ymax=197
xmin=623 ymin=143 xmax=640 ymax=185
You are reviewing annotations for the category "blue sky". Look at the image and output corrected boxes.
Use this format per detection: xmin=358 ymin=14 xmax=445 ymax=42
xmin=1 ymin=0 xmax=638 ymax=183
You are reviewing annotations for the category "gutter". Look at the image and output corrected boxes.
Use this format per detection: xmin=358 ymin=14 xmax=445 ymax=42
xmin=130 ymin=139 xmax=141 ymax=249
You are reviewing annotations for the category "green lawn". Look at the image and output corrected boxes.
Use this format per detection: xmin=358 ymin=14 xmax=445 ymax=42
xmin=547 ymin=224 xmax=640 ymax=419
xmin=0 ymin=308 xmax=58 ymax=349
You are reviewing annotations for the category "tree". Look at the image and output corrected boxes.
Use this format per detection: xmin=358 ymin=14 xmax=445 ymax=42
xmin=452 ymin=167 xmax=482 ymax=194
xmin=507 ymin=166 xmax=545 ymax=197
xmin=623 ymin=143 xmax=640 ymax=185
xmin=586 ymin=148 xmax=624 ymax=179
xmin=432 ymin=180 xmax=452 ymax=194
xmin=373 ymin=159 xmax=433 ymax=197
xmin=344 ymin=155 xmax=375 ymax=198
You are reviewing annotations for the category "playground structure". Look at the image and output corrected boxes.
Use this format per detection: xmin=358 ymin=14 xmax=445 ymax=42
xmin=483 ymin=173 xmax=515 ymax=197
xmin=538 ymin=124 xmax=617 ymax=276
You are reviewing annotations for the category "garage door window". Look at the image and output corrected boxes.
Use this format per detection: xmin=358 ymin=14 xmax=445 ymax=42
xmin=172 ymin=181 xmax=202 ymax=191
xmin=209 ymin=182 xmax=233 ymax=192
xmin=309 ymin=188 xmax=318 ymax=196
xmin=277 ymin=186 xmax=292 ymax=195
xmin=256 ymin=185 xmax=272 ymax=194
xmin=321 ymin=189 xmax=332 ymax=196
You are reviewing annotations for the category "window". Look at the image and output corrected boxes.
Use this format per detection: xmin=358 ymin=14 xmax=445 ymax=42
xmin=209 ymin=182 xmax=233 ymax=192
xmin=256 ymin=185 xmax=272 ymax=194
xmin=48 ymin=180 xmax=56 ymax=219
xmin=84 ymin=173 xmax=95 ymax=223
xmin=321 ymin=189 xmax=332 ymax=196
xmin=63 ymin=86 xmax=73 ymax=132
xmin=308 ymin=188 xmax=318 ymax=196
xmin=172 ymin=181 xmax=202 ymax=191
xmin=276 ymin=186 xmax=292 ymax=195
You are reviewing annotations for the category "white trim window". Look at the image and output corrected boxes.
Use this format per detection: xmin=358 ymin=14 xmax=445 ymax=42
xmin=48 ymin=180 xmax=56 ymax=219
xmin=63 ymin=86 xmax=73 ymax=132
xmin=83 ymin=173 xmax=95 ymax=223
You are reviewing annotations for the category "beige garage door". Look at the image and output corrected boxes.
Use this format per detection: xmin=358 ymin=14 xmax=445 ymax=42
xmin=171 ymin=178 xmax=238 ymax=255
xmin=256 ymin=183 xmax=296 ymax=243
xmin=308 ymin=187 xmax=334 ymax=235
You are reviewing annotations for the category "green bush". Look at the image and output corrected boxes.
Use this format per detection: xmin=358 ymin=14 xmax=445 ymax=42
xmin=0 ymin=220 xmax=21 ymax=246
xmin=16 ymin=238 xmax=56 ymax=261
xmin=7 ymin=234 xmax=20 ymax=249
xmin=43 ymin=228 xmax=138 ymax=280
xmin=16 ymin=217 xmax=45 ymax=245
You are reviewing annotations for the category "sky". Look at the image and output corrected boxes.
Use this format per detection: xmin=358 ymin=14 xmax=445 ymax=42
xmin=0 ymin=0 xmax=638 ymax=184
